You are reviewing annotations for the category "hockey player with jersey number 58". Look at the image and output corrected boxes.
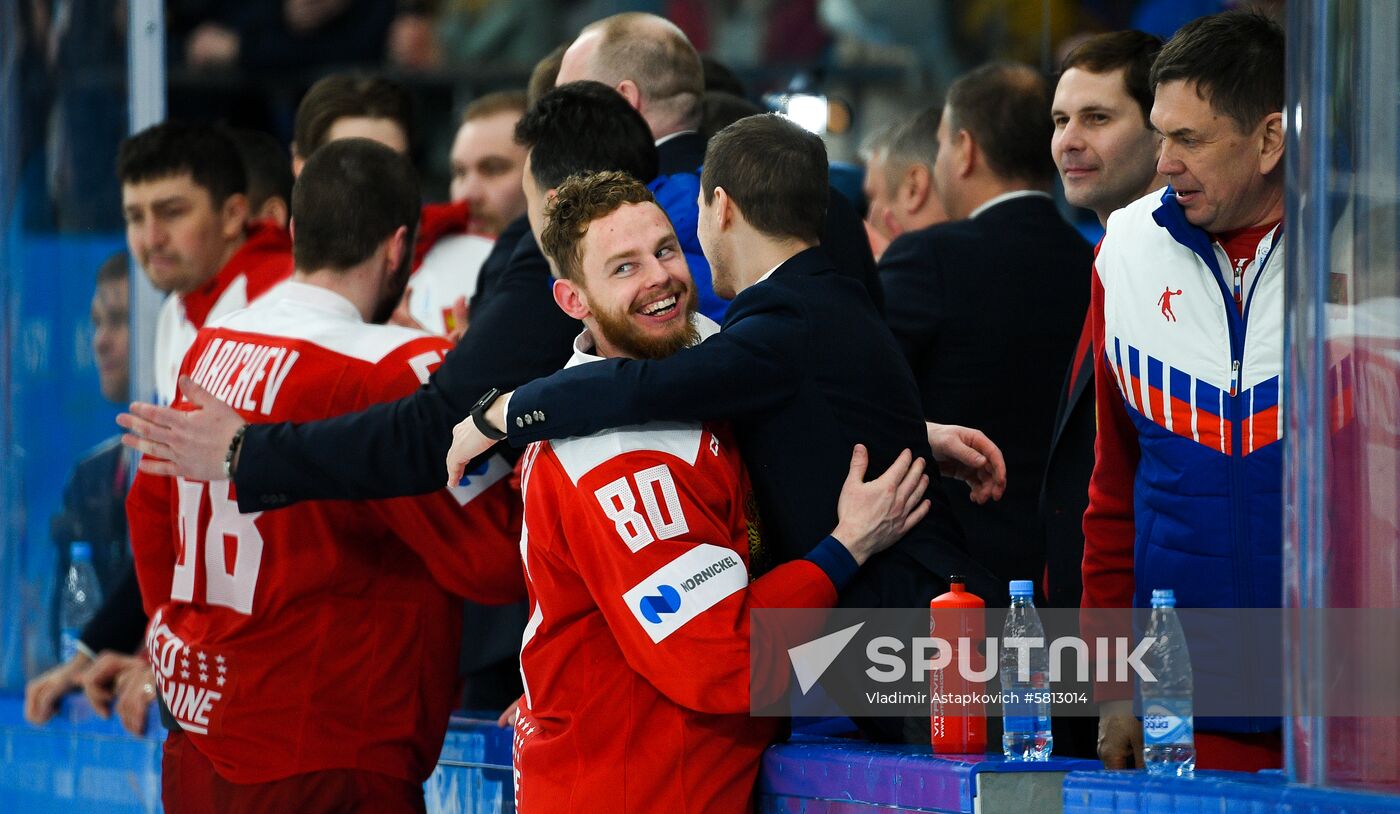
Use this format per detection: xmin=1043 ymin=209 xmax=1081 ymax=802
xmin=126 ymin=140 xmax=525 ymax=813
xmin=505 ymin=170 xmax=931 ymax=813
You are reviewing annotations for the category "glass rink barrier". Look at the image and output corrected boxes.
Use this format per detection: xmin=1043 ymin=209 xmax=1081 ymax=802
xmin=2 ymin=1 xmax=1400 ymax=813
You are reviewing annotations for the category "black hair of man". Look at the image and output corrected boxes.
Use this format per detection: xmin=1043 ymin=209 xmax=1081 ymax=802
xmin=945 ymin=62 xmax=1056 ymax=185
xmin=224 ymin=127 xmax=295 ymax=214
xmin=700 ymin=91 xmax=763 ymax=141
xmin=97 ymin=251 xmax=129 ymax=285
xmin=291 ymin=138 xmax=421 ymax=273
xmin=1059 ymin=30 xmax=1164 ymax=124
xmin=701 ymin=113 xmax=828 ymax=244
xmin=514 ymin=80 xmax=659 ymax=190
xmin=1150 ymin=10 xmax=1284 ymax=134
xmin=116 ymin=121 xmax=247 ymax=205
xmin=292 ymin=73 xmax=414 ymax=159
xmin=701 ymin=55 xmax=747 ymax=97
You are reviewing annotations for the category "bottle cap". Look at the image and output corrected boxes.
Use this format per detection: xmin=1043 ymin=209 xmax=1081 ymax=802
xmin=70 ymin=541 xmax=93 ymax=563
xmin=1009 ymin=579 xmax=1035 ymax=598
xmin=1151 ymin=588 xmax=1176 ymax=608
xmin=949 ymin=575 xmax=965 ymax=586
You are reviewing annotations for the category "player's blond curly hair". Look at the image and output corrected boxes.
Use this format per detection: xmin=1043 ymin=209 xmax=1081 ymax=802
xmin=539 ymin=170 xmax=657 ymax=283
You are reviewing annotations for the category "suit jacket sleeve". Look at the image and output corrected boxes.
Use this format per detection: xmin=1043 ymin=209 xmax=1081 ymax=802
xmin=233 ymin=235 xmax=577 ymax=511
xmin=504 ymin=288 xmax=806 ymax=445
xmin=878 ymin=231 xmax=943 ymax=368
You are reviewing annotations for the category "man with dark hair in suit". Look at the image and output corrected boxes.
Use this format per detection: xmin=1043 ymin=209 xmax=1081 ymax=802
xmin=554 ymin=12 xmax=883 ymax=318
xmin=879 ymin=62 xmax=1093 ymax=593
xmin=447 ymin=115 xmax=1006 ymax=743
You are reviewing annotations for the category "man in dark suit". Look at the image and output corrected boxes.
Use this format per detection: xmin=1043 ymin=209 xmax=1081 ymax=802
xmin=555 ymin=11 xmax=882 ymax=315
xmin=881 ymin=62 xmax=1093 ymax=591
xmin=454 ymin=113 xmax=1004 ymax=613
xmin=1043 ymin=31 xmax=1165 ymax=610
xmin=1046 ymin=30 xmax=1165 ymax=759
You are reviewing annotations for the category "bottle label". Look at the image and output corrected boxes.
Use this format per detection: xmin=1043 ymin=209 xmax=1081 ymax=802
xmin=1002 ymin=687 xmax=1051 ymax=732
xmin=1143 ymin=698 xmax=1194 ymax=746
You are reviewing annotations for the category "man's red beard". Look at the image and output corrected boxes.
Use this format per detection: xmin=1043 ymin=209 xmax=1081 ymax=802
xmin=590 ymin=286 xmax=699 ymax=360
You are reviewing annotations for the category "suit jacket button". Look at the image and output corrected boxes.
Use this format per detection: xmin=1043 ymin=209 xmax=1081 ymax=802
xmin=523 ymin=414 xmax=533 ymax=425
xmin=515 ymin=416 xmax=524 ymax=428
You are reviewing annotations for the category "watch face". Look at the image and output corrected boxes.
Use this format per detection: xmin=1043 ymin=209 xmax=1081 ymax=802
xmin=473 ymin=388 xmax=499 ymax=411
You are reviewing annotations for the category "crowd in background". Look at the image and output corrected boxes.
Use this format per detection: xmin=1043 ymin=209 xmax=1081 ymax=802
xmin=5 ymin=0 xmax=1294 ymax=809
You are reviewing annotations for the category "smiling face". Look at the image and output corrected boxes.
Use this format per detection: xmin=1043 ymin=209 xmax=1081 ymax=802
xmin=449 ymin=110 xmax=527 ymax=235
xmin=1151 ymin=79 xmax=1283 ymax=233
xmin=122 ymin=173 xmax=245 ymax=295
xmin=570 ymin=201 xmax=697 ymax=359
xmin=1051 ymin=66 xmax=1162 ymax=222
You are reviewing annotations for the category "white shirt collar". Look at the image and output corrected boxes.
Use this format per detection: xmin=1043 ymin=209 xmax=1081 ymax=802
xmin=277 ymin=280 xmax=362 ymax=322
xmin=755 ymin=262 xmax=785 ymax=286
xmin=654 ymin=130 xmax=699 ymax=148
xmin=565 ymin=312 xmax=721 ymax=369
xmin=967 ymin=189 xmax=1053 ymax=220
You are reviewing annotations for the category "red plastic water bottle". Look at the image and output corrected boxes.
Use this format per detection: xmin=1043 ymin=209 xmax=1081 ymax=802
xmin=929 ymin=576 xmax=988 ymax=754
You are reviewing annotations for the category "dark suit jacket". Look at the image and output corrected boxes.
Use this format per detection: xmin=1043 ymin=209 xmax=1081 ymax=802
xmin=235 ymin=228 xmax=580 ymax=510
xmin=1040 ymin=319 xmax=1095 ymax=609
xmin=880 ymin=194 xmax=1092 ymax=591
xmin=657 ymin=132 xmax=884 ymax=315
xmin=505 ymin=246 xmax=1004 ymax=608
xmin=469 ymin=214 xmax=531 ymax=314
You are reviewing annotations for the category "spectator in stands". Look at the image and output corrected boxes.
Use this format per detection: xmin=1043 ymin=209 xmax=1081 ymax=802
xmin=402 ymin=91 xmax=529 ymax=337
xmin=879 ymin=62 xmax=1092 ymax=591
xmin=386 ymin=0 xmax=562 ymax=71
xmin=446 ymin=115 xmax=1006 ymax=744
xmin=128 ymin=138 xmax=524 ymax=811
xmin=553 ymin=12 xmax=881 ymax=319
xmin=861 ymin=106 xmax=949 ymax=258
xmin=1086 ymin=11 xmax=1286 ymax=772
xmin=511 ymin=169 xmax=926 ymax=812
xmin=179 ymin=0 xmax=396 ymax=72
xmin=1042 ymin=30 xmax=1165 ymax=760
xmin=24 ymin=253 xmax=149 ymax=733
xmin=119 ymin=122 xmax=293 ymax=406
xmin=225 ymin=128 xmax=295 ymax=230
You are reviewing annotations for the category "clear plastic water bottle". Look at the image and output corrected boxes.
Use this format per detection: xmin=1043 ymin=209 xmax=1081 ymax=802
xmin=1142 ymin=588 xmax=1195 ymax=776
xmin=1000 ymin=579 xmax=1053 ymax=760
xmin=60 ymin=542 xmax=102 ymax=663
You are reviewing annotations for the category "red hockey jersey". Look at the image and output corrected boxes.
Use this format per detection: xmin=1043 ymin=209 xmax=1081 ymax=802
xmin=512 ymin=331 xmax=838 ymax=814
xmin=127 ymin=281 xmax=524 ymax=785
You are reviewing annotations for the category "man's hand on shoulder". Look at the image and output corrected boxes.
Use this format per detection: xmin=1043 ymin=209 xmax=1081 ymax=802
xmin=831 ymin=445 xmax=931 ymax=565
xmin=926 ymin=422 xmax=1006 ymax=504
xmin=118 ymin=376 xmax=246 ymax=481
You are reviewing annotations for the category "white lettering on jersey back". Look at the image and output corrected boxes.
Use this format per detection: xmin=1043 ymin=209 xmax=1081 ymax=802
xmin=189 ymin=339 xmax=301 ymax=416
xmin=622 ymin=543 xmax=747 ymax=643
xmin=212 ymin=282 xmax=437 ymax=366
xmin=551 ymin=422 xmax=704 ymax=486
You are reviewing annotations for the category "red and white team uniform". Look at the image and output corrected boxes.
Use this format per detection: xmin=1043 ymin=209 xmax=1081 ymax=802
xmin=127 ymin=281 xmax=524 ymax=792
xmin=407 ymin=200 xmax=494 ymax=335
xmin=512 ymin=324 xmax=838 ymax=814
xmin=153 ymin=221 xmax=294 ymax=405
